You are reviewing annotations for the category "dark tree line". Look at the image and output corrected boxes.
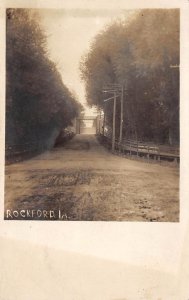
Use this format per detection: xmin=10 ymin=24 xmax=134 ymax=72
xmin=80 ymin=9 xmax=179 ymax=145
xmin=6 ymin=9 xmax=82 ymax=157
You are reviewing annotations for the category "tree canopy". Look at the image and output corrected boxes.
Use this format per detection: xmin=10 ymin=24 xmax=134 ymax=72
xmin=6 ymin=8 xmax=82 ymax=153
xmin=80 ymin=9 xmax=179 ymax=144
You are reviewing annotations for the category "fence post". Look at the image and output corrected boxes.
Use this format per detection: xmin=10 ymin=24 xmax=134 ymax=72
xmin=130 ymin=140 xmax=131 ymax=156
xmin=137 ymin=141 xmax=139 ymax=158
xmin=147 ymin=145 xmax=150 ymax=162
xmin=158 ymin=146 xmax=161 ymax=162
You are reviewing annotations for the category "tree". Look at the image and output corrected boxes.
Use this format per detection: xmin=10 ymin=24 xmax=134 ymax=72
xmin=80 ymin=9 xmax=179 ymax=145
xmin=6 ymin=8 xmax=82 ymax=157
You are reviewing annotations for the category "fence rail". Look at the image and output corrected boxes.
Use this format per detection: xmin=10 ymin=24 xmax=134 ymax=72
xmin=98 ymin=134 xmax=179 ymax=163
xmin=5 ymin=141 xmax=46 ymax=162
xmin=5 ymin=131 xmax=75 ymax=163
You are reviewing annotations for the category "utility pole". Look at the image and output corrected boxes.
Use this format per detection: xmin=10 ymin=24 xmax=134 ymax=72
xmin=112 ymin=91 xmax=117 ymax=152
xmin=103 ymin=107 xmax=105 ymax=136
xmin=99 ymin=109 xmax=102 ymax=134
xmin=102 ymin=83 xmax=126 ymax=152
xmin=119 ymin=84 xmax=124 ymax=144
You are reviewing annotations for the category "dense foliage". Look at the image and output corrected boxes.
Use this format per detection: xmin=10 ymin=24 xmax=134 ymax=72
xmin=6 ymin=9 xmax=82 ymax=154
xmin=80 ymin=9 xmax=179 ymax=145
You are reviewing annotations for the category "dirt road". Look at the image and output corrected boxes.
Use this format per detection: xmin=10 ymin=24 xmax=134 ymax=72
xmin=5 ymin=134 xmax=179 ymax=221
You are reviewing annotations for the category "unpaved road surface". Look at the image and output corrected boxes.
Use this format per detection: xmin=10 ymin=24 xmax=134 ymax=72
xmin=5 ymin=135 xmax=179 ymax=221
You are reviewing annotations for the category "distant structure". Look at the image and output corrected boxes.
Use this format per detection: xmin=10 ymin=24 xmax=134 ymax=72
xmin=74 ymin=115 xmax=103 ymax=134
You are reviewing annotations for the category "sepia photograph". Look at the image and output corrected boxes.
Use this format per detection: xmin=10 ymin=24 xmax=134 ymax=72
xmin=2 ymin=2 xmax=189 ymax=300
xmin=4 ymin=7 xmax=180 ymax=221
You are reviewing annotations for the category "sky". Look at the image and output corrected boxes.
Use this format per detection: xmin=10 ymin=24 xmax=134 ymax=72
xmin=39 ymin=9 xmax=133 ymax=116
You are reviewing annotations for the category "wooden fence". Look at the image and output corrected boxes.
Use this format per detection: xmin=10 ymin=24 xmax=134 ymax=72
xmin=5 ymin=132 xmax=75 ymax=163
xmin=98 ymin=134 xmax=179 ymax=164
